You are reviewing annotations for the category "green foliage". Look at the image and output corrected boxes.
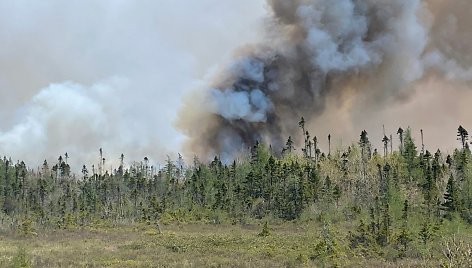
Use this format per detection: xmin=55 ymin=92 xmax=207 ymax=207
xmin=258 ymin=221 xmax=271 ymax=237
xmin=17 ymin=218 xmax=36 ymax=237
xmin=11 ymin=247 xmax=31 ymax=268
xmin=2 ymin=126 xmax=472 ymax=265
xmin=402 ymin=128 xmax=418 ymax=179
xmin=348 ymin=219 xmax=377 ymax=255
xmin=395 ymin=200 xmax=412 ymax=257
xmin=443 ymin=175 xmax=461 ymax=220
xmin=312 ymin=222 xmax=345 ymax=267
xmin=419 ymin=221 xmax=434 ymax=245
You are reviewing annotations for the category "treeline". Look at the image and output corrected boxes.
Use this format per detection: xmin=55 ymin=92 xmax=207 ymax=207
xmin=1 ymin=125 xmax=472 ymax=239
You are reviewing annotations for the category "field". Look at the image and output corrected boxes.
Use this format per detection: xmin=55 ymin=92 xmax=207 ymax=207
xmin=1 ymin=220 xmax=466 ymax=268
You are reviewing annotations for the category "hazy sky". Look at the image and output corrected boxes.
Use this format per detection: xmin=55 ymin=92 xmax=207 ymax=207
xmin=0 ymin=0 xmax=266 ymax=167
xmin=1 ymin=0 xmax=472 ymax=170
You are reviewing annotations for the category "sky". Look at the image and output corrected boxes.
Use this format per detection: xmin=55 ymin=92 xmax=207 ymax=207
xmin=0 ymin=0 xmax=266 ymax=168
xmin=1 ymin=0 xmax=472 ymax=170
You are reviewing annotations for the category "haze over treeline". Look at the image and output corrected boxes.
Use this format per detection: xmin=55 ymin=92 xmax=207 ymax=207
xmin=1 ymin=0 xmax=472 ymax=168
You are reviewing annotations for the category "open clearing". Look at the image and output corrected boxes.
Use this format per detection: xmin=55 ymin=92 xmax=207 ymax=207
xmin=0 ymin=222 xmax=447 ymax=267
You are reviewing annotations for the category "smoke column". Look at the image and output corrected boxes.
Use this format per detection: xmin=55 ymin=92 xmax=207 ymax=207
xmin=178 ymin=0 xmax=472 ymax=159
xmin=2 ymin=0 xmax=472 ymax=167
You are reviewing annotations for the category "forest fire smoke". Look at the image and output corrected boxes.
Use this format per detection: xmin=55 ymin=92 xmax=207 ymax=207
xmin=178 ymin=0 xmax=472 ymax=159
xmin=1 ymin=0 xmax=472 ymax=167
xmin=0 ymin=1 xmax=264 ymax=167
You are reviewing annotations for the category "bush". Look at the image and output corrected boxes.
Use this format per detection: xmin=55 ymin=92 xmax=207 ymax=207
xmin=11 ymin=247 xmax=31 ymax=268
xmin=311 ymin=223 xmax=346 ymax=267
xmin=17 ymin=218 xmax=36 ymax=237
xmin=439 ymin=236 xmax=472 ymax=268
xmin=258 ymin=221 xmax=271 ymax=237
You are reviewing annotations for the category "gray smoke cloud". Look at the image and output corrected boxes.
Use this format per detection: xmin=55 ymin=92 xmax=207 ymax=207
xmin=0 ymin=0 xmax=265 ymax=168
xmin=2 ymin=0 xmax=472 ymax=167
xmin=178 ymin=0 xmax=472 ymax=159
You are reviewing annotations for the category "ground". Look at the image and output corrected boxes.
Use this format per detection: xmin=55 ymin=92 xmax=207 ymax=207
xmin=0 ymin=221 xmax=457 ymax=267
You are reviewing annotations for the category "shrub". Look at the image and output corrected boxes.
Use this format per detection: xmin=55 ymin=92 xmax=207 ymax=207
xmin=17 ymin=218 xmax=36 ymax=237
xmin=11 ymin=247 xmax=31 ymax=268
xmin=440 ymin=236 xmax=472 ymax=268
xmin=258 ymin=221 xmax=271 ymax=237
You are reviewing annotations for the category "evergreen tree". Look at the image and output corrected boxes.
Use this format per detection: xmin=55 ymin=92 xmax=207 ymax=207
xmin=283 ymin=136 xmax=295 ymax=155
xmin=359 ymin=130 xmax=371 ymax=161
xmin=397 ymin=200 xmax=412 ymax=256
xmin=457 ymin=125 xmax=469 ymax=149
xmin=402 ymin=128 xmax=418 ymax=181
xmin=443 ymin=175 xmax=461 ymax=219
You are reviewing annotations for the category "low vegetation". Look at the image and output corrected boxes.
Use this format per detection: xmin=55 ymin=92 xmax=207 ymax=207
xmin=1 ymin=123 xmax=472 ymax=266
xmin=0 ymin=221 xmax=470 ymax=267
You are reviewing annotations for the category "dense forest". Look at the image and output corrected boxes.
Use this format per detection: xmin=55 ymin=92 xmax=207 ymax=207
xmin=2 ymin=123 xmax=472 ymax=266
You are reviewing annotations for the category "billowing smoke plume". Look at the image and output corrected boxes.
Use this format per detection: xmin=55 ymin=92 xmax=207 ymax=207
xmin=0 ymin=0 xmax=265 ymax=168
xmin=2 ymin=0 xmax=472 ymax=167
xmin=178 ymin=0 xmax=472 ymax=159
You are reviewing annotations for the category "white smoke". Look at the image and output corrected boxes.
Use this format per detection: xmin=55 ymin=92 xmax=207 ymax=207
xmin=299 ymin=0 xmax=428 ymax=83
xmin=298 ymin=1 xmax=373 ymax=72
xmin=0 ymin=0 xmax=266 ymax=168
xmin=231 ymin=57 xmax=266 ymax=83
xmin=211 ymin=88 xmax=272 ymax=122
xmin=1 ymin=80 xmax=120 ymax=163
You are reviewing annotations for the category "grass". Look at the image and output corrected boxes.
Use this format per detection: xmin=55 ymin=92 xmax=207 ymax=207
xmin=1 ymin=223 xmax=318 ymax=267
xmin=0 ymin=220 xmax=469 ymax=267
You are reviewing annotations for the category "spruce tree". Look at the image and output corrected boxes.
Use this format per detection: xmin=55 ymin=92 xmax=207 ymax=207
xmin=443 ymin=175 xmax=461 ymax=219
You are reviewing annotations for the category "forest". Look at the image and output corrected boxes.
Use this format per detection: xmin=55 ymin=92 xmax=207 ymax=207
xmin=1 ymin=123 xmax=472 ymax=267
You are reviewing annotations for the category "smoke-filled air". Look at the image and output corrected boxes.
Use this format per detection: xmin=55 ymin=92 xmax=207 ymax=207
xmin=178 ymin=0 xmax=472 ymax=160
xmin=2 ymin=0 xmax=472 ymax=166
xmin=0 ymin=0 xmax=265 ymax=167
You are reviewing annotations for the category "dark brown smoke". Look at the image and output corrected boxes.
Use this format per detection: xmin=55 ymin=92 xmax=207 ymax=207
xmin=177 ymin=0 xmax=472 ymax=160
